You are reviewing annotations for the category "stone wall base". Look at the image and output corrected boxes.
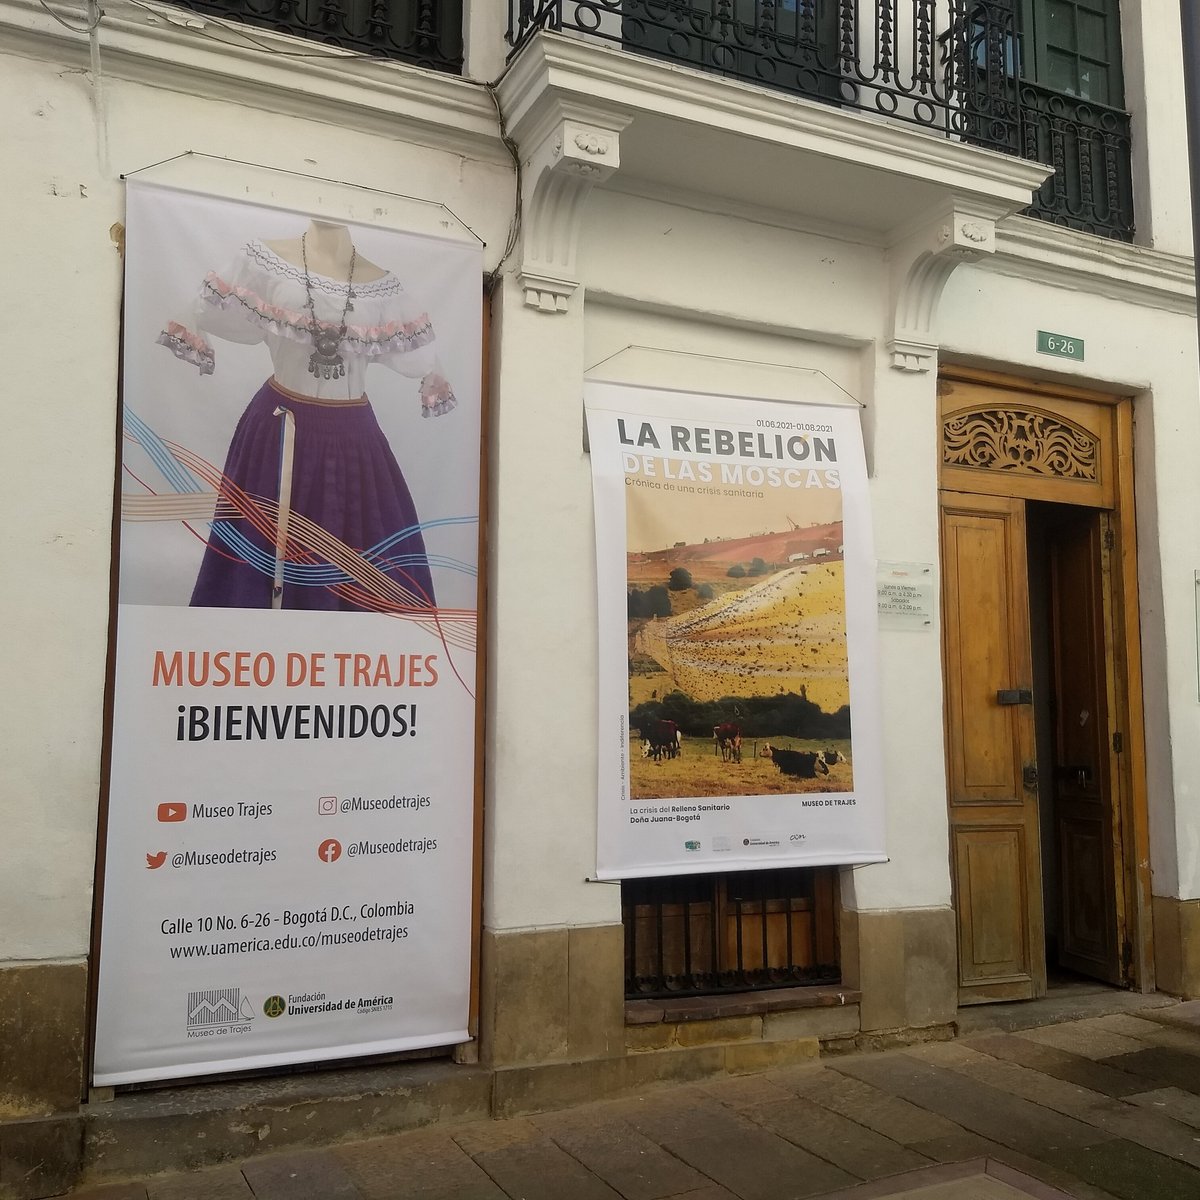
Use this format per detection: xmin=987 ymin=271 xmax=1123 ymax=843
xmin=0 ymin=1113 xmax=82 ymax=1200
xmin=0 ymin=961 xmax=87 ymax=1200
xmin=841 ymin=906 xmax=959 ymax=1031
xmin=1153 ymin=896 xmax=1200 ymax=998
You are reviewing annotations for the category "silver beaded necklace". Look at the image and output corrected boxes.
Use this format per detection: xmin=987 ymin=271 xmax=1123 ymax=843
xmin=302 ymin=231 xmax=357 ymax=382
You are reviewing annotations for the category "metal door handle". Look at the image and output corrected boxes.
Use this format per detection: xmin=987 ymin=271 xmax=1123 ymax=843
xmin=1022 ymin=764 xmax=1039 ymax=791
xmin=997 ymin=688 xmax=1034 ymax=706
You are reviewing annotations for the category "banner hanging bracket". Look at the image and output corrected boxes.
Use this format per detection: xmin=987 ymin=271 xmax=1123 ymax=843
xmin=581 ymin=347 xmax=864 ymax=453
xmin=121 ymin=151 xmax=486 ymax=247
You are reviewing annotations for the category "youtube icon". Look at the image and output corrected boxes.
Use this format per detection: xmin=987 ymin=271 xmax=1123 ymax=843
xmin=157 ymin=802 xmax=186 ymax=823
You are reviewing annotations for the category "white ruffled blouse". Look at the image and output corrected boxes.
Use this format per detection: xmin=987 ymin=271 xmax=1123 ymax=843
xmin=157 ymin=239 xmax=456 ymax=416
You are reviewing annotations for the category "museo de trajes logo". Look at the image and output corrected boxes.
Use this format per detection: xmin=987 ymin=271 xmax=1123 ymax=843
xmin=186 ymin=987 xmax=254 ymax=1030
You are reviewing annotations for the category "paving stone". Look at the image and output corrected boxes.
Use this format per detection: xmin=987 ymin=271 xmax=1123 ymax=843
xmin=624 ymin=1098 xmax=856 ymax=1199
xmin=936 ymin=1044 xmax=1200 ymax=1168
xmin=777 ymin=1067 xmax=968 ymax=1146
xmin=963 ymin=1034 xmax=1159 ymax=1098
xmin=335 ymin=1132 xmax=507 ymax=1200
xmin=1137 ymin=1000 xmax=1200 ymax=1031
xmin=1125 ymin=1086 xmax=1200 ymax=1130
xmin=1095 ymin=1021 xmax=1200 ymax=1055
xmin=657 ymin=1189 xmax=739 ymax=1200
xmin=146 ymin=1167 xmax=254 ymax=1200
xmin=908 ymin=1132 xmax=1000 ymax=1164
xmin=1049 ymin=1137 xmax=1200 ymax=1200
xmin=903 ymin=1041 xmax=984 ymax=1068
xmin=66 ymin=1186 xmax=149 ymax=1200
xmin=834 ymin=1052 xmax=1111 ymax=1158
xmin=450 ymin=1119 xmax=542 ymax=1156
xmin=1017 ymin=1022 xmax=1149 ymax=1061
xmin=742 ymin=1095 xmax=931 ymax=1180
xmin=470 ymin=1138 xmax=625 ymax=1200
xmin=1083 ymin=1013 xmax=1186 ymax=1039
xmin=962 ymin=1145 xmax=1122 ymax=1200
xmin=1098 ymin=1046 xmax=1200 ymax=1097
xmin=536 ymin=1112 xmax=711 ymax=1200
xmin=901 ymin=1134 xmax=1122 ymax=1200
xmin=695 ymin=1072 xmax=798 ymax=1109
xmin=240 ymin=1149 xmax=363 ymax=1199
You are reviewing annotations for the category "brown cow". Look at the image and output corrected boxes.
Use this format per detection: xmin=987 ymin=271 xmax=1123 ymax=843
xmin=713 ymin=722 xmax=742 ymax=763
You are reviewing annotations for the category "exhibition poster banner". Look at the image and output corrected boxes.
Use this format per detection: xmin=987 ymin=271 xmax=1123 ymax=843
xmin=585 ymin=381 xmax=886 ymax=880
xmin=94 ymin=182 xmax=482 ymax=1084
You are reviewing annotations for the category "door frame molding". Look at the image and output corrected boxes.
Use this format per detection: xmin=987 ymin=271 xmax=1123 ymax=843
xmin=938 ymin=364 xmax=1153 ymax=993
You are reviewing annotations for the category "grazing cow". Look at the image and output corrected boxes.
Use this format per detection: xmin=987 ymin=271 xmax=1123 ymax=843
xmin=760 ymin=743 xmax=829 ymax=778
xmin=821 ymin=749 xmax=846 ymax=766
xmin=640 ymin=719 xmax=680 ymax=762
xmin=713 ymin=722 xmax=743 ymax=764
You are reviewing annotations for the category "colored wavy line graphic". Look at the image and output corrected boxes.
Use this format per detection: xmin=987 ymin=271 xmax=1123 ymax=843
xmin=121 ymin=409 xmax=479 ymax=670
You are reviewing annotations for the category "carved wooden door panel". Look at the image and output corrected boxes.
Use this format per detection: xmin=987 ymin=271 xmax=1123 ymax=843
xmin=1049 ymin=508 xmax=1126 ymax=985
xmin=941 ymin=491 xmax=1046 ymax=1004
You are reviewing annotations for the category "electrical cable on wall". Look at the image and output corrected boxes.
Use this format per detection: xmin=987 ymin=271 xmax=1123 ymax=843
xmin=36 ymin=0 xmax=103 ymax=33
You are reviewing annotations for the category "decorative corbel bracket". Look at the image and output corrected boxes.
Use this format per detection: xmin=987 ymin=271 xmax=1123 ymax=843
xmin=887 ymin=210 xmax=997 ymax=372
xmin=516 ymin=105 xmax=631 ymax=313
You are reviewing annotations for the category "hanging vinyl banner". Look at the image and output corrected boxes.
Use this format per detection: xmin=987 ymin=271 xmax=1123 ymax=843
xmin=585 ymin=381 xmax=886 ymax=880
xmin=94 ymin=181 xmax=482 ymax=1084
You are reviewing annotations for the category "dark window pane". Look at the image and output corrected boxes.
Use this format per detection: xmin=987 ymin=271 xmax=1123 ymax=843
xmin=1045 ymin=1 xmax=1078 ymax=50
xmin=1047 ymin=47 xmax=1081 ymax=94
xmin=1077 ymin=9 xmax=1107 ymax=59
xmin=1076 ymin=60 xmax=1109 ymax=103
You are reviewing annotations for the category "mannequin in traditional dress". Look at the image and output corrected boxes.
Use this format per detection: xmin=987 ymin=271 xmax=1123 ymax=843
xmin=159 ymin=220 xmax=455 ymax=612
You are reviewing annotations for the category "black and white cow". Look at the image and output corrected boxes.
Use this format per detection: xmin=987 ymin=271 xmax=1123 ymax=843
xmin=641 ymin=719 xmax=681 ymax=762
xmin=760 ymin=743 xmax=829 ymax=778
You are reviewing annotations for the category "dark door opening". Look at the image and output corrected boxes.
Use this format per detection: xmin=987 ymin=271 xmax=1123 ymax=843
xmin=1027 ymin=501 xmax=1128 ymax=989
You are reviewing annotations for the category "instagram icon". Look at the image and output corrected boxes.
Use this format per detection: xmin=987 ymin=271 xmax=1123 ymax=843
xmin=318 ymin=796 xmax=338 ymax=816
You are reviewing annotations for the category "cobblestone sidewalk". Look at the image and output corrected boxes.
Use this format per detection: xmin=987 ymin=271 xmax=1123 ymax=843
xmin=68 ymin=1002 xmax=1200 ymax=1200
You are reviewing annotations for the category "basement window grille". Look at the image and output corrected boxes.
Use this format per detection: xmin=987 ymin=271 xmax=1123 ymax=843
xmin=623 ymin=867 xmax=840 ymax=999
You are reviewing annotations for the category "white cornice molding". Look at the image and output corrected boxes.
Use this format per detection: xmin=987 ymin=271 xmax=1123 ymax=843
xmin=516 ymin=106 xmax=632 ymax=312
xmin=500 ymin=33 xmax=1050 ymax=212
xmin=498 ymin=32 xmax=1048 ymax=326
xmin=1 ymin=0 xmax=507 ymax=162
xmin=989 ymin=217 xmax=1197 ymax=315
xmin=887 ymin=207 xmax=999 ymax=372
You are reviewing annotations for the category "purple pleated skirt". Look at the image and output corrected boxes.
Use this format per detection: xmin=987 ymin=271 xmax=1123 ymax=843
xmin=191 ymin=378 xmax=435 ymax=612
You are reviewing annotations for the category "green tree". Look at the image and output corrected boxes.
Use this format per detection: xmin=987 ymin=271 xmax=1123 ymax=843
xmin=668 ymin=567 xmax=693 ymax=591
xmin=645 ymin=585 xmax=671 ymax=617
xmin=727 ymin=563 xmax=746 ymax=578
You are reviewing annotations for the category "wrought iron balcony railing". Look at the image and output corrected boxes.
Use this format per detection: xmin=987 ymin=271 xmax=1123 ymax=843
xmin=507 ymin=1 xmax=1135 ymax=242
xmin=170 ymin=0 xmax=463 ymax=72
xmin=1015 ymin=81 xmax=1133 ymax=240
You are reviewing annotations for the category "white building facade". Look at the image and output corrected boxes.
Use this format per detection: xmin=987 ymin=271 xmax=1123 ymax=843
xmin=2 ymin=0 xmax=1198 ymax=1194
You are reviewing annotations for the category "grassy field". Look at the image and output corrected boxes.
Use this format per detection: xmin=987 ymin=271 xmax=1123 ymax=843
xmin=629 ymin=563 xmax=849 ymax=714
xmin=629 ymin=735 xmax=853 ymax=799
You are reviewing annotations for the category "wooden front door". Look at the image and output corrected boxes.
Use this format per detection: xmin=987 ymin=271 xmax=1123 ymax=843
xmin=941 ymin=491 xmax=1046 ymax=1003
xmin=938 ymin=371 xmax=1149 ymax=1002
xmin=1047 ymin=507 xmax=1126 ymax=985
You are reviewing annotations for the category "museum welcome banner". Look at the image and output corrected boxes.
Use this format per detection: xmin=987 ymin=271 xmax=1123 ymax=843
xmin=94 ymin=182 xmax=482 ymax=1084
xmin=585 ymin=381 xmax=886 ymax=879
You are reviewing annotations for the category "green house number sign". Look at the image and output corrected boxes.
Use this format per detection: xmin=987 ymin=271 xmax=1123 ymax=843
xmin=1037 ymin=330 xmax=1085 ymax=360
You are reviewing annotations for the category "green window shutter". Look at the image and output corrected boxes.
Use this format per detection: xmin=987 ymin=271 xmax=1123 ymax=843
xmin=1019 ymin=0 xmax=1124 ymax=106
